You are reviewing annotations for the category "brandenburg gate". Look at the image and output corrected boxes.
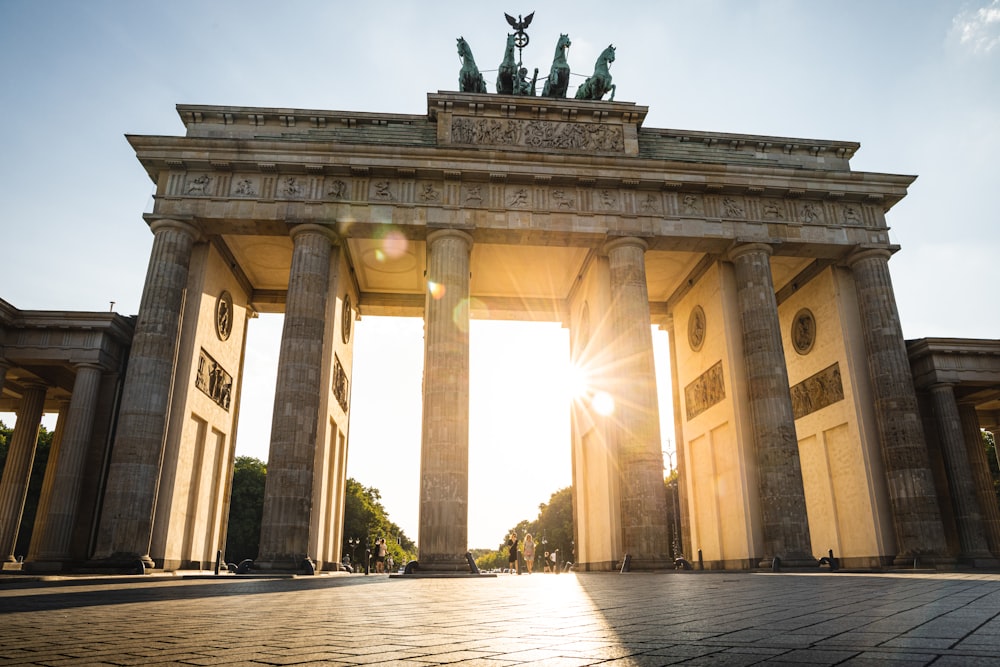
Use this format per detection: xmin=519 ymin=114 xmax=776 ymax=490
xmin=4 ymin=80 xmax=1000 ymax=573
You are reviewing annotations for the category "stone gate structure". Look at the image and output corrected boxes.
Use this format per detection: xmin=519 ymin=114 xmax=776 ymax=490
xmin=2 ymin=90 xmax=1000 ymax=573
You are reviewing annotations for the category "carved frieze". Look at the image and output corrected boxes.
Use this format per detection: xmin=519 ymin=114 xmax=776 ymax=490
xmin=450 ymin=116 xmax=624 ymax=153
xmin=232 ymin=178 xmax=259 ymax=197
xmin=685 ymin=360 xmax=725 ymax=421
xmin=790 ymin=362 xmax=844 ymax=420
xmin=185 ymin=174 xmax=213 ymax=195
xmin=195 ymin=349 xmax=232 ymax=411
xmin=551 ymin=188 xmax=576 ymax=210
xmin=327 ymin=178 xmax=349 ymax=199
xmin=169 ymin=165 xmax=885 ymax=232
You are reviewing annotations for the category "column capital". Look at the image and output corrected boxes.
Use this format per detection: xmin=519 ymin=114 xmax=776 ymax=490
xmin=602 ymin=236 xmax=648 ymax=255
xmin=148 ymin=218 xmax=200 ymax=240
xmin=727 ymin=241 xmax=773 ymax=262
xmin=426 ymin=228 xmax=473 ymax=250
xmin=846 ymin=247 xmax=892 ymax=268
xmin=289 ymin=223 xmax=340 ymax=245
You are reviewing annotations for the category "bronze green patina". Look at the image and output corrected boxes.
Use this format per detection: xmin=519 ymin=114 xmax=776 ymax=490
xmin=457 ymin=37 xmax=487 ymax=94
xmin=541 ymin=33 xmax=572 ymax=98
xmin=575 ymin=44 xmax=616 ymax=101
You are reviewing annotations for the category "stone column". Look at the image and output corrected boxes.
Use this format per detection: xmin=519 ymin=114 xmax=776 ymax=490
xmin=928 ymin=384 xmax=994 ymax=564
xmin=728 ymin=243 xmax=815 ymax=568
xmin=847 ymin=248 xmax=948 ymax=564
xmin=959 ymin=403 xmax=1000 ymax=558
xmin=93 ymin=219 xmax=198 ymax=568
xmin=417 ymin=229 xmax=473 ymax=573
xmin=257 ymin=224 xmax=338 ymax=571
xmin=27 ymin=364 xmax=103 ymax=569
xmin=25 ymin=400 xmax=67 ymax=567
xmin=604 ymin=237 xmax=670 ymax=569
xmin=0 ymin=382 xmax=47 ymax=564
xmin=664 ymin=314 xmax=689 ymax=559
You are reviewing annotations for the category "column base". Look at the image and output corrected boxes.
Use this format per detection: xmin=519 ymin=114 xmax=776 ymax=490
xmin=250 ymin=556 xmax=316 ymax=575
xmin=892 ymin=553 xmax=957 ymax=569
xmin=958 ymin=555 xmax=1000 ymax=568
xmin=23 ymin=560 xmax=69 ymax=574
xmin=758 ymin=554 xmax=820 ymax=570
xmin=623 ymin=556 xmax=675 ymax=571
xmin=84 ymin=552 xmax=156 ymax=574
xmin=401 ymin=555 xmax=487 ymax=577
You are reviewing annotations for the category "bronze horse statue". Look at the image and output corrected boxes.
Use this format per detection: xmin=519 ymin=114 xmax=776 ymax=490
xmin=496 ymin=33 xmax=518 ymax=95
xmin=542 ymin=33 xmax=571 ymax=98
xmin=457 ymin=36 xmax=487 ymax=93
xmin=575 ymin=44 xmax=616 ymax=101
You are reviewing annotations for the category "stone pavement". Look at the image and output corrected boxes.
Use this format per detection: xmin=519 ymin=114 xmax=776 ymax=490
xmin=1 ymin=570 xmax=999 ymax=666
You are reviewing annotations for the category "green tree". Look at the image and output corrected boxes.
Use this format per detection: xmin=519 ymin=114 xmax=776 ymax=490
xmin=341 ymin=478 xmax=416 ymax=570
xmin=0 ymin=420 xmax=53 ymax=558
xmin=474 ymin=487 xmax=575 ymax=572
xmin=224 ymin=456 xmax=266 ymax=563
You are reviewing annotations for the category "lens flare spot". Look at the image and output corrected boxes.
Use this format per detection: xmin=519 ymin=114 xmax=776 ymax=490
xmin=380 ymin=230 xmax=408 ymax=259
xmin=373 ymin=249 xmax=387 ymax=263
xmin=591 ymin=391 xmax=615 ymax=416
xmin=428 ymin=281 xmax=446 ymax=299
xmin=452 ymin=298 xmax=471 ymax=332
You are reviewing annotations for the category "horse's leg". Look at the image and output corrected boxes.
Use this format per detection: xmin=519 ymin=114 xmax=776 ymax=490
xmin=608 ymin=83 xmax=616 ymax=102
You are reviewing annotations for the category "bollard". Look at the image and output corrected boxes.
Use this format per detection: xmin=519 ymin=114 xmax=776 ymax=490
xmin=620 ymin=554 xmax=632 ymax=573
xmin=214 ymin=550 xmax=222 ymax=575
xmin=697 ymin=549 xmax=703 ymax=570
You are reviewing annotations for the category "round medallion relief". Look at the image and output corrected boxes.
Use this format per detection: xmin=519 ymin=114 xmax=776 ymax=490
xmin=342 ymin=294 xmax=354 ymax=343
xmin=688 ymin=305 xmax=706 ymax=352
xmin=792 ymin=308 xmax=816 ymax=355
xmin=215 ymin=290 xmax=233 ymax=341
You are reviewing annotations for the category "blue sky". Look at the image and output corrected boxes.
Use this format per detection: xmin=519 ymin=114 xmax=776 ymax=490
xmin=2 ymin=1 xmax=998 ymax=548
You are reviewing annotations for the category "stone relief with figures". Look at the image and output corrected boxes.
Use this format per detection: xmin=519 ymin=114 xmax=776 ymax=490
xmin=195 ymin=349 xmax=232 ymax=412
xmin=450 ymin=117 xmax=624 ymax=153
xmin=168 ymin=170 xmax=883 ymax=228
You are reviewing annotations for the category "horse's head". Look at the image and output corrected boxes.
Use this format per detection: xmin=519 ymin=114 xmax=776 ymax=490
xmin=457 ymin=37 xmax=470 ymax=60
xmin=602 ymin=44 xmax=616 ymax=64
xmin=557 ymin=33 xmax=572 ymax=53
xmin=506 ymin=33 xmax=516 ymax=52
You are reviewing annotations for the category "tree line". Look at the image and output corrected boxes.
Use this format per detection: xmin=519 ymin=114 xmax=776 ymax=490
xmin=225 ymin=456 xmax=417 ymax=569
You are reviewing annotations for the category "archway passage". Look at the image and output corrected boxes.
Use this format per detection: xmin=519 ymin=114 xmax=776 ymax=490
xmin=12 ymin=90 xmax=991 ymax=574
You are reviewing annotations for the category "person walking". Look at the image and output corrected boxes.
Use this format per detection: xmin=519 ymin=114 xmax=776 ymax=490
xmin=522 ymin=533 xmax=536 ymax=573
xmin=506 ymin=532 xmax=519 ymax=574
xmin=375 ymin=538 xmax=388 ymax=573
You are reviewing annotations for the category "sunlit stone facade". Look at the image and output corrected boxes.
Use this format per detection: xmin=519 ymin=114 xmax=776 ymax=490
xmin=2 ymin=91 xmax=999 ymax=572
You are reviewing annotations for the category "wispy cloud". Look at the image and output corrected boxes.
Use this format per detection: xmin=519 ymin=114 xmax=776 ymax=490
xmin=953 ymin=0 xmax=1000 ymax=53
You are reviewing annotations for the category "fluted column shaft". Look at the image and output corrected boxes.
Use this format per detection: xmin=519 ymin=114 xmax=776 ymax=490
xmin=958 ymin=403 xmax=1000 ymax=557
xmin=848 ymin=249 xmax=947 ymax=563
xmin=604 ymin=237 xmax=669 ymax=568
xmin=928 ymin=383 xmax=992 ymax=561
xmin=418 ymin=229 xmax=472 ymax=572
xmin=25 ymin=400 xmax=67 ymax=565
xmin=258 ymin=224 xmax=338 ymax=569
xmin=93 ymin=219 xmax=197 ymax=566
xmin=729 ymin=243 xmax=814 ymax=566
xmin=28 ymin=364 xmax=103 ymax=567
xmin=0 ymin=383 xmax=47 ymax=562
